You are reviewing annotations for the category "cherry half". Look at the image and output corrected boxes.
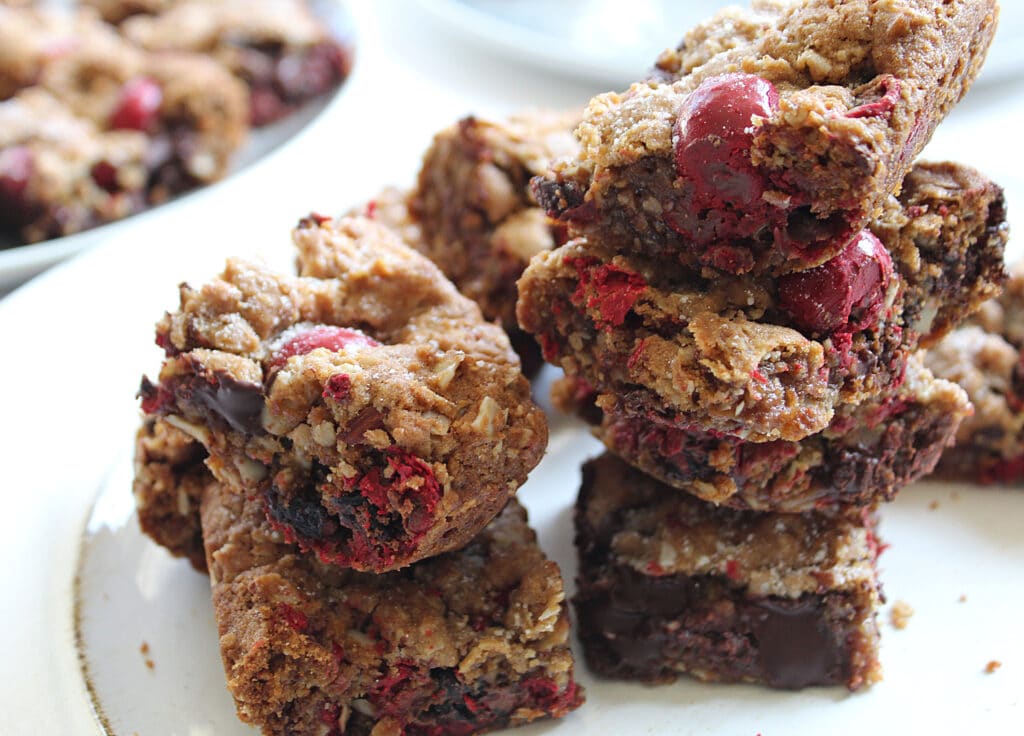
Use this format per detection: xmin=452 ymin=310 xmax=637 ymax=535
xmin=777 ymin=230 xmax=893 ymax=336
xmin=109 ymin=77 xmax=163 ymax=132
xmin=670 ymin=72 xmax=780 ymax=255
xmin=271 ymin=325 xmax=380 ymax=368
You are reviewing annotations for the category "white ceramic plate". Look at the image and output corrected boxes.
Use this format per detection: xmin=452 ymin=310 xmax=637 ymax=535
xmin=418 ymin=0 xmax=1024 ymax=88
xmin=2 ymin=3 xmax=1022 ymax=734
xmin=73 ymin=399 xmax=1024 ymax=736
xmin=0 ymin=0 xmax=355 ymax=294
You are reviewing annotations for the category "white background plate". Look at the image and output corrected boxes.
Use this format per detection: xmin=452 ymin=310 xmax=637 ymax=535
xmin=0 ymin=0 xmax=354 ymax=293
xmin=418 ymin=0 xmax=1024 ymax=88
xmin=1 ymin=3 xmax=1022 ymax=735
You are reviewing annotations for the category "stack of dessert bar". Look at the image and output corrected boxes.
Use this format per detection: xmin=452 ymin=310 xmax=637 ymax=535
xmin=134 ymin=216 xmax=583 ymax=734
xmin=516 ymin=0 xmax=1006 ymax=690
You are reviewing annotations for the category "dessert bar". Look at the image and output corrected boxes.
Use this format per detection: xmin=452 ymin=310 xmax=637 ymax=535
xmin=574 ymin=452 xmax=884 ymax=690
xmin=356 ymin=111 xmax=578 ymax=375
xmin=0 ymin=88 xmax=152 ymax=242
xmin=132 ymin=416 xmax=583 ymax=735
xmin=0 ymin=5 xmax=248 ymax=242
xmin=534 ymin=0 xmax=997 ymax=276
xmin=562 ymin=354 xmax=969 ymax=511
xmin=140 ymin=215 xmax=547 ymax=572
xmin=120 ymin=0 xmax=352 ymax=125
xmin=518 ymin=161 xmax=1005 ymax=445
xmin=202 ymin=483 xmax=583 ymax=735
xmin=134 ymin=416 xmax=210 ymax=571
xmin=408 ymin=111 xmax=578 ymax=367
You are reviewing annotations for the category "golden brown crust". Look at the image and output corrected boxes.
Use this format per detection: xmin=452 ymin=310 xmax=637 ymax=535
xmin=133 ymin=416 xmax=210 ymax=571
xmin=539 ymin=0 xmax=999 ymax=275
xmin=202 ymin=485 xmax=582 ymax=735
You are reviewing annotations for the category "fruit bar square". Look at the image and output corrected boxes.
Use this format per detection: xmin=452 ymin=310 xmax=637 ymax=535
xmin=574 ymin=453 xmax=884 ymax=691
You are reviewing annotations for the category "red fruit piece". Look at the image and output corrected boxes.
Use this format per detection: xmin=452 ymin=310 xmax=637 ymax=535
xmin=345 ymin=446 xmax=442 ymax=535
xmin=567 ymin=257 xmax=646 ymax=330
xmin=271 ymin=325 xmax=380 ymax=368
xmin=109 ymin=77 xmax=163 ymax=131
xmin=90 ymin=160 xmax=120 ymax=193
xmin=521 ymin=676 xmax=583 ymax=714
xmin=670 ymin=73 xmax=780 ymax=252
xmin=846 ymin=75 xmax=901 ymax=119
xmin=322 ymin=373 xmax=352 ymax=402
xmin=777 ymin=230 xmax=893 ymax=336
xmin=278 ymin=603 xmax=309 ymax=632
xmin=0 ymin=145 xmax=34 ymax=209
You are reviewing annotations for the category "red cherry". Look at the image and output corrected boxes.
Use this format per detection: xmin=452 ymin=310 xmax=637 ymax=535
xmin=109 ymin=77 xmax=163 ymax=131
xmin=777 ymin=230 xmax=893 ymax=336
xmin=674 ymin=73 xmax=780 ymax=212
xmin=846 ymin=75 xmax=901 ymax=119
xmin=0 ymin=145 xmax=34 ymax=208
xmin=271 ymin=325 xmax=380 ymax=367
xmin=90 ymin=160 xmax=120 ymax=193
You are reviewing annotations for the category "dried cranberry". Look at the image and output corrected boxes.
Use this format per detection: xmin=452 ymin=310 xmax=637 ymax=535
xmin=278 ymin=603 xmax=309 ymax=632
xmin=567 ymin=257 xmax=646 ymax=330
xmin=0 ymin=146 xmax=34 ymax=210
xmin=347 ymin=447 xmax=442 ymax=522
xmin=323 ymin=373 xmax=352 ymax=402
xmin=846 ymin=75 xmax=901 ymax=119
xmin=90 ymin=160 xmax=120 ymax=193
xmin=271 ymin=325 xmax=380 ymax=367
xmin=777 ymin=230 xmax=892 ymax=336
xmin=109 ymin=77 xmax=163 ymax=132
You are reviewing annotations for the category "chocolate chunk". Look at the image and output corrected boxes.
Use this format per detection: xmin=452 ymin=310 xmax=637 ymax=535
xmin=191 ymin=373 xmax=264 ymax=434
xmin=752 ymin=598 xmax=841 ymax=689
xmin=265 ymin=485 xmax=337 ymax=542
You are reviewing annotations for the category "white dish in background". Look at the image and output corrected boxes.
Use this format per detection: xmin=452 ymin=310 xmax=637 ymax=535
xmin=0 ymin=0 xmax=354 ymax=294
xmin=419 ymin=0 xmax=1024 ymax=88
xmin=0 ymin=104 xmax=333 ymax=292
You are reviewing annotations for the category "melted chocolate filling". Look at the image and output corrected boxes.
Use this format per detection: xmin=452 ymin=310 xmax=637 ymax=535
xmin=188 ymin=373 xmax=264 ymax=434
xmin=575 ymin=564 xmax=856 ymax=689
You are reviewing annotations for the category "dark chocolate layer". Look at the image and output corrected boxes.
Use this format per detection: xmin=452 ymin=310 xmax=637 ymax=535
xmin=575 ymin=563 xmax=858 ymax=690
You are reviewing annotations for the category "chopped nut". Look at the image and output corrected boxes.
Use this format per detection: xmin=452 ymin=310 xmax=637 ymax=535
xmin=237 ymin=457 xmax=268 ymax=483
xmin=890 ymin=600 xmax=914 ymax=630
xmin=470 ymin=396 xmax=507 ymax=437
xmin=796 ymin=48 xmax=834 ymax=80
xmin=311 ymin=421 xmax=336 ymax=447
xmin=430 ymin=353 xmax=464 ymax=390
xmin=164 ymin=414 xmax=210 ymax=445
xmin=176 ymin=488 xmax=191 ymax=516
